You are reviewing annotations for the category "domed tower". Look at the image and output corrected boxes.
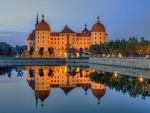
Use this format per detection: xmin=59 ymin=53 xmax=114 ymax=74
xmin=35 ymin=15 xmax=51 ymax=51
xmin=34 ymin=67 xmax=50 ymax=106
xmin=90 ymin=17 xmax=108 ymax=45
xmin=90 ymin=81 xmax=106 ymax=105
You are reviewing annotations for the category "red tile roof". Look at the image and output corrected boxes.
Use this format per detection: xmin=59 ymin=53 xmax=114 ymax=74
xmin=60 ymin=25 xmax=75 ymax=33
xmin=51 ymin=32 xmax=60 ymax=36
xmin=27 ymin=30 xmax=35 ymax=40
xmin=67 ymin=48 xmax=79 ymax=53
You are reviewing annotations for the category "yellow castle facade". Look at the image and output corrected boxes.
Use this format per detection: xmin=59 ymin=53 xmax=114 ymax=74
xmin=24 ymin=14 xmax=108 ymax=58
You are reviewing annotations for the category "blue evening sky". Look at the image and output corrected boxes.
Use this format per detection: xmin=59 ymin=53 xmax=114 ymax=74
xmin=0 ymin=0 xmax=150 ymax=46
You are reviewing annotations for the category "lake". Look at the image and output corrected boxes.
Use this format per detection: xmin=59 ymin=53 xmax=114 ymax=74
xmin=0 ymin=65 xmax=150 ymax=113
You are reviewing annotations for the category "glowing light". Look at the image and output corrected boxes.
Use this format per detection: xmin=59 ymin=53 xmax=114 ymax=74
xmin=114 ymin=71 xmax=117 ymax=77
xmin=140 ymin=75 xmax=143 ymax=82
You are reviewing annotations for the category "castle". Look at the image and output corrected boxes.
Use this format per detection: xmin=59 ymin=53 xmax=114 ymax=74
xmin=26 ymin=66 xmax=106 ymax=107
xmin=25 ymin=14 xmax=108 ymax=58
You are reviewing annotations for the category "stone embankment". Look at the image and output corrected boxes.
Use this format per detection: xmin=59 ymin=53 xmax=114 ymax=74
xmin=89 ymin=58 xmax=150 ymax=69
xmin=89 ymin=63 xmax=150 ymax=79
xmin=0 ymin=58 xmax=66 ymax=66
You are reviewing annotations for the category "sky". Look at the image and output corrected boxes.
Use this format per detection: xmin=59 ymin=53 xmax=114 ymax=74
xmin=0 ymin=0 xmax=150 ymax=46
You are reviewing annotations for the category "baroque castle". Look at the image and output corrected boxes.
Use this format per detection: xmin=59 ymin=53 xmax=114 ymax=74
xmin=25 ymin=14 xmax=108 ymax=58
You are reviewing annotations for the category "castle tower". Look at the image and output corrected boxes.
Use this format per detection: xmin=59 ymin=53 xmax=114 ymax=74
xmin=90 ymin=81 xmax=106 ymax=105
xmin=34 ymin=67 xmax=50 ymax=107
xmin=35 ymin=15 xmax=51 ymax=51
xmin=90 ymin=17 xmax=108 ymax=45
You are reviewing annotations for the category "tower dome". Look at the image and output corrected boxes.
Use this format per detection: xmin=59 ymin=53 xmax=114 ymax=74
xmin=36 ymin=15 xmax=50 ymax=31
xmin=35 ymin=90 xmax=50 ymax=106
xmin=91 ymin=17 xmax=105 ymax=32
xmin=91 ymin=88 xmax=106 ymax=104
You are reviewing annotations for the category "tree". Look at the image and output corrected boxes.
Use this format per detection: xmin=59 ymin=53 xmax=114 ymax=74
xmin=29 ymin=47 xmax=34 ymax=58
xmin=79 ymin=47 xmax=83 ymax=57
xmin=39 ymin=47 xmax=44 ymax=58
xmin=48 ymin=47 xmax=54 ymax=58
xmin=18 ymin=48 xmax=23 ymax=58
xmin=39 ymin=68 xmax=44 ymax=77
xmin=8 ymin=47 xmax=12 ymax=57
xmin=29 ymin=69 xmax=34 ymax=77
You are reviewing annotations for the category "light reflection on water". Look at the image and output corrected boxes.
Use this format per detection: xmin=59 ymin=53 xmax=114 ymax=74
xmin=0 ymin=65 xmax=150 ymax=113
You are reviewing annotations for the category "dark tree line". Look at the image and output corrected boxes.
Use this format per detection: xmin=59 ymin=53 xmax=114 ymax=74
xmin=0 ymin=66 xmax=24 ymax=78
xmin=89 ymin=37 xmax=150 ymax=57
xmin=0 ymin=47 xmax=12 ymax=57
xmin=89 ymin=71 xmax=150 ymax=99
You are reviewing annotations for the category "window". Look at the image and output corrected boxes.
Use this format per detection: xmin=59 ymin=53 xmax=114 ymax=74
xmin=43 ymin=40 xmax=44 ymax=43
xmin=58 ymin=38 xmax=59 ymax=40
xmin=95 ymin=33 xmax=96 ymax=35
xmin=51 ymin=38 xmax=53 ymax=40
xmin=43 ymin=36 xmax=44 ymax=39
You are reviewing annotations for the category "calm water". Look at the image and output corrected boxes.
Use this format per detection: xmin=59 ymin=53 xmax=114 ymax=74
xmin=0 ymin=65 xmax=150 ymax=113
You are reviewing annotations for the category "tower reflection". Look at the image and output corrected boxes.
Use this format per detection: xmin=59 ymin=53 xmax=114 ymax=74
xmin=25 ymin=66 xmax=106 ymax=107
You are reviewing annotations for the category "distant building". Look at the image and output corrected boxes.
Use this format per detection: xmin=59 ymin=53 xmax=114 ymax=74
xmin=25 ymin=14 xmax=108 ymax=58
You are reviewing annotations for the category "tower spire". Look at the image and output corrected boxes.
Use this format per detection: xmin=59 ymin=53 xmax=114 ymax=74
xmin=35 ymin=10 xmax=39 ymax=28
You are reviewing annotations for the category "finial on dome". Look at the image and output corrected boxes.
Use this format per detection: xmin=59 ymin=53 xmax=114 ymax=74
xmin=42 ymin=12 xmax=44 ymax=21
xmin=41 ymin=100 xmax=44 ymax=106
xmin=98 ymin=98 xmax=100 ymax=105
xmin=85 ymin=24 xmax=87 ymax=29
xmin=97 ymin=16 xmax=100 ymax=23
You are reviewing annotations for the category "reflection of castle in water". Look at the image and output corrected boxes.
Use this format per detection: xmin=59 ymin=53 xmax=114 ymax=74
xmin=25 ymin=66 xmax=106 ymax=107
